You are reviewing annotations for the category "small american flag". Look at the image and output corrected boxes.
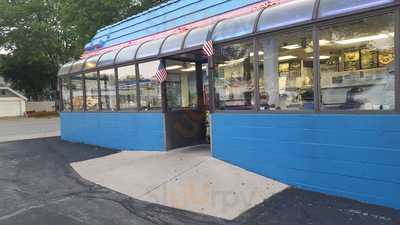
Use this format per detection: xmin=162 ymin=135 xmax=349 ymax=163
xmin=202 ymin=40 xmax=214 ymax=56
xmin=154 ymin=63 xmax=168 ymax=83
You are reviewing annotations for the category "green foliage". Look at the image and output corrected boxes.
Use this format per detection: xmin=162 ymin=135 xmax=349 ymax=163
xmin=0 ymin=0 xmax=161 ymax=101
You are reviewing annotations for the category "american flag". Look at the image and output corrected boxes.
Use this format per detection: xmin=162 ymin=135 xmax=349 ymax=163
xmin=202 ymin=40 xmax=214 ymax=56
xmin=154 ymin=63 xmax=168 ymax=83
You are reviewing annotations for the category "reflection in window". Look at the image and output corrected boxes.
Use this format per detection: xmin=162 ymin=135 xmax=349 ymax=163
xmin=85 ymin=72 xmax=99 ymax=111
xmin=118 ymin=65 xmax=137 ymax=110
xmin=319 ymin=14 xmax=395 ymax=111
xmin=70 ymin=74 xmax=84 ymax=111
xmin=138 ymin=61 xmax=162 ymax=110
xmin=165 ymin=60 xmax=198 ymax=110
xmin=99 ymin=69 xmax=117 ymax=111
xmin=258 ymin=31 xmax=314 ymax=111
xmin=61 ymin=78 xmax=71 ymax=111
xmin=214 ymin=41 xmax=255 ymax=110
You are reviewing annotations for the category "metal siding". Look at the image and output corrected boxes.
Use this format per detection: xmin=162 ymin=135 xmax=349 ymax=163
xmin=211 ymin=113 xmax=400 ymax=209
xmin=60 ymin=112 xmax=166 ymax=151
xmin=88 ymin=0 xmax=263 ymax=49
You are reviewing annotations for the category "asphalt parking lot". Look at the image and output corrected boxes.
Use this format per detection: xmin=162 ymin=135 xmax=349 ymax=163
xmin=0 ymin=138 xmax=399 ymax=225
xmin=0 ymin=117 xmax=59 ymax=142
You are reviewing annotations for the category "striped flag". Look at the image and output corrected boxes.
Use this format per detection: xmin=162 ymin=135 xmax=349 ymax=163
xmin=202 ymin=40 xmax=214 ymax=56
xmin=154 ymin=63 xmax=168 ymax=83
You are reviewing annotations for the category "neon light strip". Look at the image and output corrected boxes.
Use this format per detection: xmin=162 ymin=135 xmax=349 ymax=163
xmin=81 ymin=0 xmax=292 ymax=59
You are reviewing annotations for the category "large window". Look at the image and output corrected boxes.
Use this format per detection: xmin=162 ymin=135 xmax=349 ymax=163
xmin=84 ymin=72 xmax=99 ymax=111
xmin=258 ymin=30 xmax=314 ymax=111
xmin=165 ymin=60 xmax=198 ymax=110
xmin=118 ymin=65 xmax=138 ymax=110
xmin=214 ymin=41 xmax=255 ymax=110
xmin=319 ymin=13 xmax=395 ymax=111
xmin=70 ymin=74 xmax=84 ymax=111
xmin=138 ymin=61 xmax=162 ymax=111
xmin=99 ymin=69 xmax=117 ymax=111
xmin=61 ymin=78 xmax=71 ymax=111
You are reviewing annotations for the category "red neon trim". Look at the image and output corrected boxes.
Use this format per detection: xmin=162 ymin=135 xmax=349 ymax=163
xmin=81 ymin=0 xmax=291 ymax=59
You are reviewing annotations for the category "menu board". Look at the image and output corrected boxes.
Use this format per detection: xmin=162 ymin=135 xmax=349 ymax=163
xmin=344 ymin=50 xmax=360 ymax=71
xmin=361 ymin=49 xmax=378 ymax=69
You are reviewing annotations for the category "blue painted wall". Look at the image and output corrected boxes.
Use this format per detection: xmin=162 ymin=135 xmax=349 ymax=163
xmin=211 ymin=113 xmax=400 ymax=209
xmin=61 ymin=112 xmax=165 ymax=151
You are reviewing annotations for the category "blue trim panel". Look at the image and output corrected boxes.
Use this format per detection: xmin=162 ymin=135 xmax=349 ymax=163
xmin=211 ymin=113 xmax=400 ymax=209
xmin=86 ymin=0 xmax=264 ymax=50
xmin=61 ymin=112 xmax=166 ymax=151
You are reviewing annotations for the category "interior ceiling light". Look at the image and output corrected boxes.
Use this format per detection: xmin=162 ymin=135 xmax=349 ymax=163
xmin=278 ymin=55 xmax=297 ymax=61
xmin=308 ymin=56 xmax=331 ymax=60
xmin=166 ymin=65 xmax=183 ymax=70
xmin=249 ymin=51 xmax=265 ymax=57
xmin=181 ymin=67 xmax=196 ymax=72
xmin=319 ymin=40 xmax=331 ymax=46
xmin=336 ymin=34 xmax=391 ymax=45
xmin=282 ymin=44 xmax=301 ymax=50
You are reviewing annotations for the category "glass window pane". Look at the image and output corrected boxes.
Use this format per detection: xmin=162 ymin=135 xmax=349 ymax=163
xmin=83 ymin=55 xmax=101 ymax=71
xmin=70 ymin=59 xmax=85 ymax=74
xmin=70 ymin=74 xmax=84 ymax=111
xmin=212 ymin=12 xmax=258 ymax=42
xmin=258 ymin=30 xmax=314 ymax=111
xmin=319 ymin=0 xmax=393 ymax=18
xmin=58 ymin=61 xmax=74 ymax=76
xmin=138 ymin=60 xmax=162 ymax=111
xmin=184 ymin=26 xmax=211 ymax=49
xmin=61 ymin=78 xmax=71 ymax=111
xmin=165 ymin=60 xmax=198 ymax=110
xmin=319 ymin=13 xmax=395 ymax=111
xmin=136 ymin=39 xmax=164 ymax=59
xmin=115 ymin=45 xmax=138 ymax=65
xmin=214 ymin=41 xmax=255 ymax=110
xmin=118 ymin=65 xmax=137 ymax=110
xmin=97 ymin=51 xmax=118 ymax=68
xmin=84 ymin=72 xmax=99 ymax=111
xmin=257 ymin=0 xmax=315 ymax=32
xmin=99 ymin=69 xmax=117 ymax=111
xmin=161 ymin=32 xmax=187 ymax=54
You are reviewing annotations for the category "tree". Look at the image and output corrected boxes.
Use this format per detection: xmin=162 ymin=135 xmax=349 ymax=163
xmin=0 ymin=0 xmax=162 ymax=101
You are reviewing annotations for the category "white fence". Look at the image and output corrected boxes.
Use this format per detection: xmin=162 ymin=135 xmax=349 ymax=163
xmin=26 ymin=101 xmax=56 ymax=112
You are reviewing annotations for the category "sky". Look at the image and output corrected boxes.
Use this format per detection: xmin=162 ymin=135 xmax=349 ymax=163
xmin=0 ymin=48 xmax=10 ymax=55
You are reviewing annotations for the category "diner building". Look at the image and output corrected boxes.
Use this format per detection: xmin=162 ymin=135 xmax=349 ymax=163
xmin=58 ymin=0 xmax=400 ymax=209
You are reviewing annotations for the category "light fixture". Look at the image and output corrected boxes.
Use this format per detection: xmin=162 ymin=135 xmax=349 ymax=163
xmin=319 ymin=40 xmax=331 ymax=46
xmin=282 ymin=44 xmax=301 ymax=50
xmin=166 ymin=65 xmax=183 ymax=70
xmin=336 ymin=34 xmax=391 ymax=45
xmin=181 ymin=67 xmax=196 ymax=72
xmin=278 ymin=55 xmax=297 ymax=61
xmin=249 ymin=51 xmax=264 ymax=57
xmin=308 ymin=55 xmax=331 ymax=60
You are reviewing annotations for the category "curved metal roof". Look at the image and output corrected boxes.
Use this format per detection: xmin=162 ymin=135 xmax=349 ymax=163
xmin=59 ymin=0 xmax=396 ymax=76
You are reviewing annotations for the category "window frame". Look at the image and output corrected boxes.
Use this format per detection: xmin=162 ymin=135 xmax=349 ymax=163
xmin=213 ymin=37 xmax=258 ymax=113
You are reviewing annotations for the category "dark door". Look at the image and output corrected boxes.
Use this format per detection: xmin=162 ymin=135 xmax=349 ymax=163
xmin=164 ymin=60 xmax=208 ymax=150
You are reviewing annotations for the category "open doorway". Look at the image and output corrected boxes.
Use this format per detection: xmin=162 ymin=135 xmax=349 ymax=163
xmin=163 ymin=51 xmax=210 ymax=150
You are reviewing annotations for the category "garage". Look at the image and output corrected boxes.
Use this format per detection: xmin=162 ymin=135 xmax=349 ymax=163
xmin=0 ymin=87 xmax=27 ymax=118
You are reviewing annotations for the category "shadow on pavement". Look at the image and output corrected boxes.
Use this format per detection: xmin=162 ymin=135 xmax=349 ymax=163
xmin=0 ymin=137 xmax=398 ymax=225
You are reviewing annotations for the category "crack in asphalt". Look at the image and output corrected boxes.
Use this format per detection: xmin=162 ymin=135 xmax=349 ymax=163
xmin=0 ymin=196 xmax=73 ymax=221
xmin=138 ymin=158 xmax=211 ymax=199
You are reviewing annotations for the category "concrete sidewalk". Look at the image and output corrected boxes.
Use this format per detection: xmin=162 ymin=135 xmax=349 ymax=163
xmin=71 ymin=145 xmax=288 ymax=220
xmin=0 ymin=117 xmax=59 ymax=142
